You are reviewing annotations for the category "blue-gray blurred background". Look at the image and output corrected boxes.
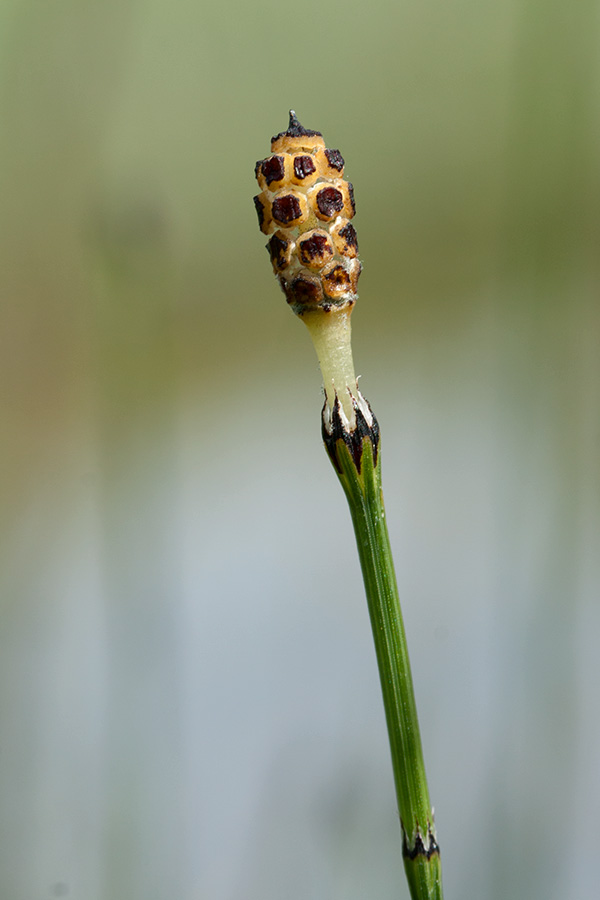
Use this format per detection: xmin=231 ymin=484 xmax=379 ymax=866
xmin=1 ymin=1 xmax=598 ymax=898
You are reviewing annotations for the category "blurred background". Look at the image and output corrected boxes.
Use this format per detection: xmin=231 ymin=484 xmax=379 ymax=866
xmin=1 ymin=1 xmax=598 ymax=898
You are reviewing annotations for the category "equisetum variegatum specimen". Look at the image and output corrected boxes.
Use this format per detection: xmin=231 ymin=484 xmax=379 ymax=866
xmin=253 ymin=111 xmax=444 ymax=900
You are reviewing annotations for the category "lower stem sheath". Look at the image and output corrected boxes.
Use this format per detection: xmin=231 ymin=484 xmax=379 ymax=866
xmin=323 ymin=395 xmax=444 ymax=900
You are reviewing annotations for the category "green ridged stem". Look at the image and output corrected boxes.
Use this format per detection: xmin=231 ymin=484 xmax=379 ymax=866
xmin=325 ymin=410 xmax=443 ymax=900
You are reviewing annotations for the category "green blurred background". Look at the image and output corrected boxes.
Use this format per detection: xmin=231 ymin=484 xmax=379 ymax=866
xmin=1 ymin=1 xmax=598 ymax=898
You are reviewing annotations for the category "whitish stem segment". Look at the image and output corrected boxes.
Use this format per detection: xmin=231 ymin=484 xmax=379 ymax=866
xmin=323 ymin=400 xmax=444 ymax=900
xmin=302 ymin=307 xmax=357 ymax=427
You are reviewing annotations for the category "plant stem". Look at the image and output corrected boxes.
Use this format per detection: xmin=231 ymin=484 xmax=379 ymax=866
xmin=323 ymin=397 xmax=443 ymax=900
xmin=252 ymin=110 xmax=444 ymax=899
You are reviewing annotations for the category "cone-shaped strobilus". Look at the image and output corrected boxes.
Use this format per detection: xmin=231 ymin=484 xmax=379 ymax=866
xmin=253 ymin=112 xmax=444 ymax=900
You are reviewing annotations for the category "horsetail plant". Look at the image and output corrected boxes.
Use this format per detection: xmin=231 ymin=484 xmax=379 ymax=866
xmin=253 ymin=111 xmax=444 ymax=900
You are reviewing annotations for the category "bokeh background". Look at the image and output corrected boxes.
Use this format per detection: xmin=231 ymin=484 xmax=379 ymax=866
xmin=1 ymin=1 xmax=599 ymax=898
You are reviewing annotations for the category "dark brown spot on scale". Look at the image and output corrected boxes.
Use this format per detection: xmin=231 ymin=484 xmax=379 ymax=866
xmin=338 ymin=223 xmax=358 ymax=254
xmin=290 ymin=275 xmax=323 ymax=304
xmin=272 ymin=194 xmax=302 ymax=224
xmin=254 ymin=160 xmax=262 ymax=180
xmin=325 ymin=148 xmax=344 ymax=171
xmin=267 ymin=233 xmax=289 ymax=269
xmin=347 ymin=181 xmax=356 ymax=215
xmin=316 ymin=187 xmax=344 ymax=218
xmin=253 ymin=195 xmax=266 ymax=228
xmin=298 ymin=232 xmax=333 ymax=266
xmin=262 ymin=155 xmax=286 ymax=185
xmin=293 ymin=155 xmax=316 ymax=180
xmin=323 ymin=265 xmax=351 ymax=295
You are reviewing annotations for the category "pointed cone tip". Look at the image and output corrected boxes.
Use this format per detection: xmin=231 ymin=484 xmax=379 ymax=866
xmin=270 ymin=110 xmax=322 ymax=145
